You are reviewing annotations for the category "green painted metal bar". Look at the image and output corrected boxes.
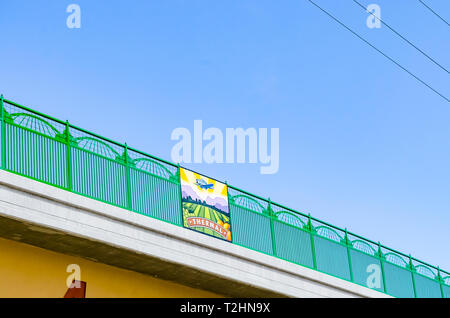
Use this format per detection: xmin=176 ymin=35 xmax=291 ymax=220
xmin=344 ymin=229 xmax=354 ymax=282
xmin=409 ymin=255 xmax=418 ymax=298
xmin=438 ymin=267 xmax=445 ymax=299
xmin=378 ymin=242 xmax=387 ymax=294
xmin=65 ymin=120 xmax=72 ymax=190
xmin=124 ymin=143 xmax=132 ymax=211
xmin=178 ymin=164 xmax=185 ymax=227
xmin=0 ymin=94 xmax=5 ymax=170
xmin=267 ymin=199 xmax=277 ymax=257
xmin=307 ymin=214 xmax=317 ymax=270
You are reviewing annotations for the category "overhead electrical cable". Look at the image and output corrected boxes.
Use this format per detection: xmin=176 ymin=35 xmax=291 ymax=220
xmin=306 ymin=0 xmax=449 ymax=103
xmin=417 ymin=0 xmax=450 ymax=27
xmin=353 ymin=0 xmax=449 ymax=74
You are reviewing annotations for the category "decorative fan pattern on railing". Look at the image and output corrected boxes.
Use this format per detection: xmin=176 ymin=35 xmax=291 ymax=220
xmin=75 ymin=137 xmax=120 ymax=159
xmin=385 ymin=253 xmax=408 ymax=268
xmin=10 ymin=113 xmax=60 ymax=138
xmin=230 ymin=195 xmax=266 ymax=213
xmin=352 ymin=239 xmax=377 ymax=256
xmin=415 ymin=265 xmax=436 ymax=279
xmin=275 ymin=211 xmax=306 ymax=228
xmin=133 ymin=158 xmax=174 ymax=180
xmin=315 ymin=226 xmax=343 ymax=242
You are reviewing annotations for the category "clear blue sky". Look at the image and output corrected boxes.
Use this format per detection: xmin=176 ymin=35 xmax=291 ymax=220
xmin=1 ymin=1 xmax=449 ymax=271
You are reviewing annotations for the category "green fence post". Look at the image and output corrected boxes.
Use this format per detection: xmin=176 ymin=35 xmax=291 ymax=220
xmin=438 ymin=266 xmax=445 ymax=298
xmin=409 ymin=255 xmax=418 ymax=298
xmin=65 ymin=120 xmax=72 ymax=190
xmin=344 ymin=229 xmax=354 ymax=282
xmin=178 ymin=164 xmax=184 ymax=227
xmin=378 ymin=242 xmax=387 ymax=293
xmin=307 ymin=214 xmax=317 ymax=269
xmin=225 ymin=180 xmax=232 ymax=239
xmin=0 ymin=94 xmax=5 ymax=170
xmin=267 ymin=198 xmax=277 ymax=257
xmin=124 ymin=143 xmax=132 ymax=210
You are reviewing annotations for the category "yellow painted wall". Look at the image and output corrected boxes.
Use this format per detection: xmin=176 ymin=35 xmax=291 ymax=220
xmin=0 ymin=237 xmax=221 ymax=298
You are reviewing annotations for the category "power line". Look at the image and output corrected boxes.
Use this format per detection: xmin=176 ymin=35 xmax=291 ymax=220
xmin=417 ymin=0 xmax=450 ymax=27
xmin=353 ymin=0 xmax=449 ymax=74
xmin=306 ymin=0 xmax=449 ymax=103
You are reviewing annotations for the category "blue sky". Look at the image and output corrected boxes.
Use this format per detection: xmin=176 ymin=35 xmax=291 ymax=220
xmin=1 ymin=0 xmax=449 ymax=271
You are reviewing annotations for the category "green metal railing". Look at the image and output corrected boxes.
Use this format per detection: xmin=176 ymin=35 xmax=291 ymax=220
xmin=0 ymin=95 xmax=449 ymax=298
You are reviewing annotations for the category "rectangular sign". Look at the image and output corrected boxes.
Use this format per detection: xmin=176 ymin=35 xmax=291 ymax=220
xmin=180 ymin=167 xmax=232 ymax=242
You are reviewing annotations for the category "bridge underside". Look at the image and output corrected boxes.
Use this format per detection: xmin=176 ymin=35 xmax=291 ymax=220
xmin=0 ymin=215 xmax=283 ymax=297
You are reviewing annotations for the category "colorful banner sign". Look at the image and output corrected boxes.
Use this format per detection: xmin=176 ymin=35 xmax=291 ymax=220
xmin=180 ymin=167 xmax=232 ymax=242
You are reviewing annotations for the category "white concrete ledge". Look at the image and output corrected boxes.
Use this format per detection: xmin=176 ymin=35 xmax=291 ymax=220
xmin=0 ymin=170 xmax=390 ymax=298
